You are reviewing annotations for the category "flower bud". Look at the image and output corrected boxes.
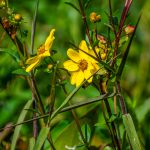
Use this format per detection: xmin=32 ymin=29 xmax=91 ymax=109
xmin=101 ymin=53 xmax=107 ymax=60
xmin=124 ymin=25 xmax=135 ymax=34
xmin=90 ymin=12 xmax=101 ymax=23
xmin=14 ymin=14 xmax=22 ymax=22
xmin=0 ymin=1 xmax=5 ymax=8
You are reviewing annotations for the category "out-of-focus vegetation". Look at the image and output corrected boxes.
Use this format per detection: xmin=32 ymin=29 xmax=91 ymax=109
xmin=0 ymin=0 xmax=150 ymax=149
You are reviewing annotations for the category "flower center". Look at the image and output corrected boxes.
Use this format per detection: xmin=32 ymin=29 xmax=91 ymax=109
xmin=78 ymin=59 xmax=88 ymax=71
xmin=37 ymin=45 xmax=45 ymax=55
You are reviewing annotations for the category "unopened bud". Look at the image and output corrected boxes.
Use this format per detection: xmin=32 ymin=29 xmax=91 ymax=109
xmin=101 ymin=53 xmax=107 ymax=60
xmin=48 ymin=64 xmax=53 ymax=70
xmin=14 ymin=14 xmax=22 ymax=21
xmin=0 ymin=1 xmax=5 ymax=8
xmin=124 ymin=25 xmax=135 ymax=34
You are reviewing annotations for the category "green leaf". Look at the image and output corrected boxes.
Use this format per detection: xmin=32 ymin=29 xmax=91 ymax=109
xmin=51 ymin=84 xmax=82 ymax=119
xmin=65 ymin=2 xmax=80 ymax=14
xmin=10 ymin=100 xmax=33 ymax=150
xmin=0 ymin=48 xmax=20 ymax=62
xmin=81 ymin=124 xmax=91 ymax=143
xmin=54 ymin=121 xmax=82 ymax=150
xmin=31 ymin=0 xmax=39 ymax=52
xmin=12 ymin=68 xmax=29 ymax=76
xmin=84 ymin=0 xmax=91 ymax=9
xmin=29 ymin=137 xmax=35 ymax=150
xmin=33 ymin=127 xmax=50 ymax=150
xmin=122 ymin=113 xmax=143 ymax=150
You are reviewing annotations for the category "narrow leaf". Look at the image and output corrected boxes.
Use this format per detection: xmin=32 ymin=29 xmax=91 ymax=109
xmin=29 ymin=137 xmax=35 ymax=150
xmin=12 ymin=68 xmax=29 ymax=76
xmin=122 ymin=113 xmax=142 ymax=150
xmin=31 ymin=0 xmax=39 ymax=53
xmin=33 ymin=127 xmax=50 ymax=150
xmin=10 ymin=100 xmax=33 ymax=150
xmin=117 ymin=15 xmax=141 ymax=79
xmin=65 ymin=2 xmax=80 ymax=14
xmin=0 ymin=48 xmax=20 ymax=62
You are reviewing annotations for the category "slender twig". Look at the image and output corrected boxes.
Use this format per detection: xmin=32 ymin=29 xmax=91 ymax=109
xmin=99 ymin=79 xmax=121 ymax=150
xmin=108 ymin=0 xmax=117 ymax=37
xmin=77 ymin=0 xmax=92 ymax=45
xmin=116 ymin=81 xmax=127 ymax=114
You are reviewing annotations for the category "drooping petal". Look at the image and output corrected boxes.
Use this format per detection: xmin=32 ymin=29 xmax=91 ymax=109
xmin=40 ymin=50 xmax=50 ymax=57
xmin=26 ymin=56 xmax=39 ymax=64
xmin=67 ymin=48 xmax=81 ymax=63
xmin=26 ymin=58 xmax=41 ymax=72
xmin=70 ymin=72 xmax=78 ymax=85
xmin=45 ymin=29 xmax=55 ymax=51
xmin=75 ymin=70 xmax=84 ymax=87
xmin=63 ymin=60 xmax=79 ymax=71
xmin=79 ymin=40 xmax=89 ymax=59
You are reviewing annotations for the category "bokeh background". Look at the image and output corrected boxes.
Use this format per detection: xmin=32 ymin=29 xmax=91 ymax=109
xmin=0 ymin=0 xmax=150 ymax=149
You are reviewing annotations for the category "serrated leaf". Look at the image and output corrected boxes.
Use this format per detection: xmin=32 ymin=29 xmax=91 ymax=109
xmin=12 ymin=68 xmax=29 ymax=76
xmin=10 ymin=100 xmax=33 ymax=150
xmin=0 ymin=48 xmax=20 ymax=62
xmin=29 ymin=137 xmax=35 ymax=150
xmin=33 ymin=127 xmax=50 ymax=150
xmin=65 ymin=2 xmax=80 ymax=14
xmin=122 ymin=113 xmax=142 ymax=150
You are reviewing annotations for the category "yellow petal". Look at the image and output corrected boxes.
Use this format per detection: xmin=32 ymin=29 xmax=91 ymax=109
xmin=45 ymin=29 xmax=55 ymax=51
xmin=79 ymin=40 xmax=89 ymax=59
xmin=63 ymin=60 xmax=79 ymax=71
xmin=75 ymin=70 xmax=84 ymax=87
xmin=26 ymin=58 xmax=41 ymax=72
xmin=84 ymin=62 xmax=93 ymax=83
xmin=26 ymin=56 xmax=39 ymax=64
xmin=91 ymin=63 xmax=100 ymax=74
xmin=67 ymin=48 xmax=81 ymax=63
xmin=40 ymin=50 xmax=50 ymax=57
xmin=70 ymin=72 xmax=77 ymax=85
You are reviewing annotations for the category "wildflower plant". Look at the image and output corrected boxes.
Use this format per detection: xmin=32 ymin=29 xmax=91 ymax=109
xmin=0 ymin=0 xmax=146 ymax=150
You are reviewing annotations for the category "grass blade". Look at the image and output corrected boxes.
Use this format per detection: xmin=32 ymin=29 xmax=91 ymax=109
xmin=31 ymin=0 xmax=39 ymax=53
xmin=10 ymin=100 xmax=33 ymax=150
xmin=65 ymin=2 xmax=80 ymax=14
xmin=122 ymin=113 xmax=143 ymax=150
xmin=29 ymin=137 xmax=35 ymax=150
xmin=117 ymin=15 xmax=141 ymax=80
xmin=33 ymin=127 xmax=50 ymax=150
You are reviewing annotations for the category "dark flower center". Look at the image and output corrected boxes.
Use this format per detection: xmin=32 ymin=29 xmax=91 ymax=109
xmin=78 ymin=59 xmax=88 ymax=71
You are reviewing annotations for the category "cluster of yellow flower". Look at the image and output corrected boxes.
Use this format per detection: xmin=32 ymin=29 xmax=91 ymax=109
xmin=25 ymin=29 xmax=108 ymax=87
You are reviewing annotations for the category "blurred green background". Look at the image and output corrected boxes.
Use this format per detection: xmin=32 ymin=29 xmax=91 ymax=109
xmin=0 ymin=0 xmax=150 ymax=149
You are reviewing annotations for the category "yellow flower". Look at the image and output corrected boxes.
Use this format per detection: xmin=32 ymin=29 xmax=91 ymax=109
xmin=63 ymin=40 xmax=100 ymax=87
xmin=25 ymin=29 xmax=55 ymax=72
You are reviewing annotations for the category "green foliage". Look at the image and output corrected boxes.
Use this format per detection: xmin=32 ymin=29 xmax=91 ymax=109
xmin=0 ymin=0 xmax=149 ymax=149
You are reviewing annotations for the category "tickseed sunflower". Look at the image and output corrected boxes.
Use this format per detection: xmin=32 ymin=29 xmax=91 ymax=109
xmin=63 ymin=40 xmax=100 ymax=87
xmin=25 ymin=29 xmax=55 ymax=72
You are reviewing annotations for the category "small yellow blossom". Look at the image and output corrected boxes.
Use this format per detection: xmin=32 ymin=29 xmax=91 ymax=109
xmin=63 ymin=40 xmax=100 ymax=87
xmin=90 ymin=12 xmax=101 ymax=23
xmin=14 ymin=14 xmax=22 ymax=21
xmin=25 ymin=29 xmax=55 ymax=72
